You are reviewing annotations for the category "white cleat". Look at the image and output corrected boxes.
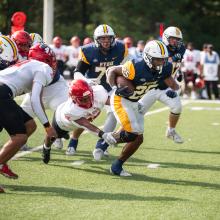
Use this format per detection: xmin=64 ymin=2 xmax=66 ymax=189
xmin=53 ymin=138 xmax=63 ymax=150
xmin=110 ymin=168 xmax=132 ymax=177
xmin=66 ymin=147 xmax=76 ymax=156
xmin=93 ymin=148 xmax=104 ymax=161
xmin=166 ymin=129 xmax=184 ymax=143
xmin=103 ymin=149 xmax=110 ymax=157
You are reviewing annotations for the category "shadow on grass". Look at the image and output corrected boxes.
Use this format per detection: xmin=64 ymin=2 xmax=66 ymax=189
xmin=128 ymin=159 xmax=220 ymax=172
xmin=53 ymin=164 xmax=220 ymax=191
xmin=146 ymin=147 xmax=220 ymax=155
xmin=3 ymin=184 xmax=187 ymax=202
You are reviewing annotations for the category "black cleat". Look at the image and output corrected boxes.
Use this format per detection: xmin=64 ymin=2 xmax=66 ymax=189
xmin=42 ymin=147 xmax=51 ymax=164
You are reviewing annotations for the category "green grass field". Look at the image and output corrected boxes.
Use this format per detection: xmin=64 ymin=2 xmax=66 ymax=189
xmin=1 ymin=100 xmax=220 ymax=220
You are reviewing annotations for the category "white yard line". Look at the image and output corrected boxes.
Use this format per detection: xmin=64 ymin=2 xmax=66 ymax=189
xmin=12 ymin=99 xmax=218 ymax=160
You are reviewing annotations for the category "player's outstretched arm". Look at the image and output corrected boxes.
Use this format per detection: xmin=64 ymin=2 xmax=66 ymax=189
xmin=74 ymin=117 xmax=116 ymax=145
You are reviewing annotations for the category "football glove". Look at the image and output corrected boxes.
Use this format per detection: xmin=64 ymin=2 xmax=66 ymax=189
xmin=166 ymin=90 xmax=177 ymax=98
xmin=173 ymin=53 xmax=182 ymax=62
xmin=115 ymin=86 xmax=134 ymax=98
xmin=102 ymin=132 xmax=117 ymax=145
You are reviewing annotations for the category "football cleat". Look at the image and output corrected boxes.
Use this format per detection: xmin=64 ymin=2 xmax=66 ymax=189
xmin=110 ymin=167 xmax=132 ymax=177
xmin=42 ymin=147 xmax=51 ymax=164
xmin=166 ymin=129 xmax=184 ymax=143
xmin=53 ymin=138 xmax=63 ymax=150
xmin=65 ymin=147 xmax=76 ymax=156
xmin=0 ymin=164 xmax=18 ymax=179
xmin=93 ymin=148 xmax=104 ymax=161
xmin=103 ymin=150 xmax=110 ymax=157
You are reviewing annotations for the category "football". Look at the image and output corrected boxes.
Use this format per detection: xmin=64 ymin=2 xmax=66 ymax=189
xmin=116 ymin=75 xmax=135 ymax=92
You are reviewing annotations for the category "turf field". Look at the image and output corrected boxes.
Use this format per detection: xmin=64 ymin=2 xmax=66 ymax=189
xmin=0 ymin=99 xmax=220 ymax=220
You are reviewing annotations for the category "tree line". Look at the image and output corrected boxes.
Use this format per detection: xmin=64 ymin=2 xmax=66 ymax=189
xmin=1 ymin=0 xmax=220 ymax=51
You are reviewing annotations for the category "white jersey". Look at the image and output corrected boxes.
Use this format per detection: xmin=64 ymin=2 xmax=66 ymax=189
xmin=0 ymin=59 xmax=53 ymax=97
xmin=50 ymin=45 xmax=67 ymax=62
xmin=201 ymin=51 xmax=220 ymax=81
xmin=56 ymin=85 xmax=108 ymax=131
xmin=18 ymin=53 xmax=28 ymax=61
xmin=65 ymin=46 xmax=80 ymax=67
xmin=182 ymin=49 xmax=200 ymax=73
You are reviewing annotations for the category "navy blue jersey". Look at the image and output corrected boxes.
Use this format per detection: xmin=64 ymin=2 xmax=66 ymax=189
xmin=79 ymin=41 xmax=128 ymax=91
xmin=158 ymin=44 xmax=186 ymax=90
xmin=122 ymin=59 xmax=172 ymax=101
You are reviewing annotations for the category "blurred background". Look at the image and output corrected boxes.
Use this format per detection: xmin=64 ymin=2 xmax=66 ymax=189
xmin=0 ymin=0 xmax=220 ymax=51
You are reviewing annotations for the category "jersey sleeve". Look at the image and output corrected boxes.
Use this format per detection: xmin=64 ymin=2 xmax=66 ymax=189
xmin=33 ymin=64 xmax=53 ymax=86
xmin=121 ymin=60 xmax=136 ymax=80
xmin=78 ymin=48 xmax=90 ymax=64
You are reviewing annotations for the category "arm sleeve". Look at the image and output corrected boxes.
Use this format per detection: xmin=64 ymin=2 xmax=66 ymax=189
xmin=30 ymin=82 xmax=49 ymax=125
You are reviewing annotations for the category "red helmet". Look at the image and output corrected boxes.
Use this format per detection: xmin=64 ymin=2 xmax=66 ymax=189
xmin=53 ymin=36 xmax=62 ymax=48
xmin=123 ymin=37 xmax=133 ymax=48
xmin=69 ymin=79 xmax=94 ymax=109
xmin=83 ymin=37 xmax=93 ymax=45
xmin=28 ymin=43 xmax=57 ymax=74
xmin=11 ymin=30 xmax=32 ymax=57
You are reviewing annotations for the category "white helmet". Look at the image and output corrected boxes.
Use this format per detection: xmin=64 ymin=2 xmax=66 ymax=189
xmin=162 ymin=26 xmax=183 ymax=48
xmin=94 ymin=24 xmax=115 ymax=49
xmin=143 ymin=40 xmax=168 ymax=72
xmin=30 ymin=33 xmax=43 ymax=46
xmin=0 ymin=35 xmax=18 ymax=70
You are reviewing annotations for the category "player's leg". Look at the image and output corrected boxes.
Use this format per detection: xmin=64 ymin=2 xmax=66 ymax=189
xmin=93 ymin=106 xmax=117 ymax=160
xmin=158 ymin=89 xmax=183 ymax=143
xmin=43 ymin=76 xmax=69 ymax=150
xmin=66 ymin=128 xmax=84 ymax=155
xmin=138 ymin=89 xmax=158 ymax=114
xmin=42 ymin=113 xmax=69 ymax=164
xmin=109 ymin=94 xmax=144 ymax=176
xmin=0 ymin=94 xmax=28 ymax=178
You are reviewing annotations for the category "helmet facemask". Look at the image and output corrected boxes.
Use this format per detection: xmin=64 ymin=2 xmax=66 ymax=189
xmin=167 ymin=36 xmax=182 ymax=50
xmin=95 ymin=35 xmax=115 ymax=52
xmin=72 ymin=90 xmax=94 ymax=109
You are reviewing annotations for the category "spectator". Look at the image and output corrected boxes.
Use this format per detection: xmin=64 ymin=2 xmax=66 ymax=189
xmin=50 ymin=36 xmax=67 ymax=76
xmin=83 ymin=37 xmax=93 ymax=45
xmin=130 ymin=40 xmax=145 ymax=59
xmin=181 ymin=42 xmax=200 ymax=99
xmin=66 ymin=36 xmax=81 ymax=79
xmin=200 ymin=44 xmax=220 ymax=99
xmin=123 ymin=36 xmax=136 ymax=58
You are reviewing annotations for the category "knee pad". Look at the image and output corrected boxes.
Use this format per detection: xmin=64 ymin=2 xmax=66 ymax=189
xmin=119 ymin=131 xmax=138 ymax=143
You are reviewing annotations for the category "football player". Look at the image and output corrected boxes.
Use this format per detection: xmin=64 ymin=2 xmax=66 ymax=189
xmin=0 ymin=35 xmax=19 ymax=193
xmin=139 ymin=26 xmax=185 ymax=143
xmin=66 ymin=24 xmax=128 ymax=157
xmin=106 ymin=40 xmax=180 ymax=176
xmin=42 ymin=79 xmax=116 ymax=164
xmin=0 ymin=43 xmax=57 ymax=179
xmin=20 ymin=33 xmax=68 ymax=150
xmin=11 ymin=30 xmax=33 ymax=61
